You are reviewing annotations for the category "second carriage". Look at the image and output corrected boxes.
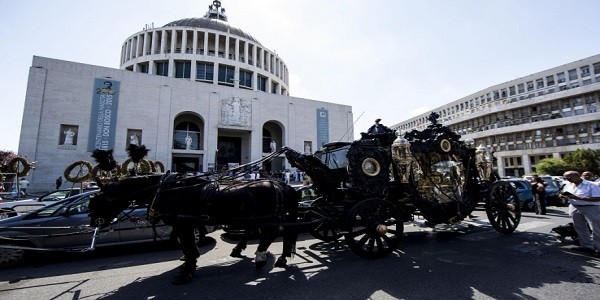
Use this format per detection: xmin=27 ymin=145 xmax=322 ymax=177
xmin=285 ymin=112 xmax=521 ymax=259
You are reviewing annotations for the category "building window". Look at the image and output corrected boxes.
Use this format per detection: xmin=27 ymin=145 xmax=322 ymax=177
xmin=536 ymin=79 xmax=544 ymax=89
xmin=581 ymin=65 xmax=590 ymax=77
xmin=262 ymin=128 xmax=273 ymax=153
xmin=594 ymin=62 xmax=600 ymax=74
xmin=518 ymin=84 xmax=525 ymax=93
xmin=271 ymin=82 xmax=278 ymax=94
xmin=196 ymin=62 xmax=214 ymax=81
xmin=59 ymin=125 xmax=78 ymax=147
xmin=155 ymin=61 xmax=168 ymax=76
xmin=546 ymin=75 xmax=555 ymax=86
xmin=138 ymin=63 xmax=148 ymax=73
xmin=509 ymin=86 xmax=516 ymax=96
xmin=257 ymin=75 xmax=267 ymax=92
xmin=175 ymin=61 xmax=191 ymax=79
xmin=557 ymin=72 xmax=566 ymax=83
xmin=568 ymin=69 xmax=578 ymax=81
xmin=527 ymin=81 xmax=534 ymax=91
xmin=173 ymin=122 xmax=200 ymax=150
xmin=218 ymin=65 xmax=235 ymax=85
xmin=239 ymin=69 xmax=252 ymax=88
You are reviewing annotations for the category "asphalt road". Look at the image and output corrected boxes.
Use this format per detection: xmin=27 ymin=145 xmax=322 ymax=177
xmin=1 ymin=206 xmax=599 ymax=300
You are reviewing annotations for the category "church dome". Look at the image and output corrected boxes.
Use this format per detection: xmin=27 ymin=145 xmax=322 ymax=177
xmin=162 ymin=18 xmax=261 ymax=45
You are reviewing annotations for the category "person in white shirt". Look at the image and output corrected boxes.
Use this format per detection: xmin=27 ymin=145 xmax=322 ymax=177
xmin=560 ymin=171 xmax=600 ymax=256
xmin=582 ymin=171 xmax=600 ymax=186
xmin=19 ymin=178 xmax=30 ymax=194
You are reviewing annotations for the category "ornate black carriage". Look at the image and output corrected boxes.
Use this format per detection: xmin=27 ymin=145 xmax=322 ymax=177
xmin=286 ymin=112 xmax=521 ymax=259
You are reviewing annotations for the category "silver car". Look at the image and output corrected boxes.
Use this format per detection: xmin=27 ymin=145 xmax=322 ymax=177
xmin=0 ymin=190 xmax=215 ymax=266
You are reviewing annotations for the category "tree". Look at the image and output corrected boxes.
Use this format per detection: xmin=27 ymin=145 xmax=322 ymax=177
xmin=563 ymin=148 xmax=600 ymax=175
xmin=0 ymin=150 xmax=17 ymax=173
xmin=535 ymin=158 xmax=570 ymax=176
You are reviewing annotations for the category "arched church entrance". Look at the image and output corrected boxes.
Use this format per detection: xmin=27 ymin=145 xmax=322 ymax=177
xmin=262 ymin=121 xmax=284 ymax=173
xmin=172 ymin=113 xmax=204 ymax=173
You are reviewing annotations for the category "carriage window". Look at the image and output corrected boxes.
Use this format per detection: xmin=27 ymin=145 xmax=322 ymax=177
xmin=319 ymin=145 xmax=350 ymax=170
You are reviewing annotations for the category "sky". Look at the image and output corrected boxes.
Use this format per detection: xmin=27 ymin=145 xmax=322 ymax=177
xmin=1 ymin=0 xmax=600 ymax=152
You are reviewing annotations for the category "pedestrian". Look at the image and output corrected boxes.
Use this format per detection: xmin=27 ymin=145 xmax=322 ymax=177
xmin=582 ymin=171 xmax=600 ymax=186
xmin=56 ymin=176 xmax=63 ymax=189
xmin=19 ymin=178 xmax=30 ymax=194
xmin=560 ymin=171 xmax=600 ymax=256
xmin=530 ymin=175 xmax=547 ymax=215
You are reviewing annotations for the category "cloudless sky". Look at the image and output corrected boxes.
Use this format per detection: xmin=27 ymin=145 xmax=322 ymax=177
xmin=1 ymin=0 xmax=600 ymax=151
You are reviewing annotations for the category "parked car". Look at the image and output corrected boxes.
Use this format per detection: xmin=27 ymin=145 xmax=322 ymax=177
xmin=294 ymin=183 xmax=321 ymax=208
xmin=522 ymin=175 xmax=563 ymax=206
xmin=0 ymin=188 xmax=99 ymax=219
xmin=0 ymin=190 xmax=216 ymax=266
xmin=508 ymin=179 xmax=535 ymax=212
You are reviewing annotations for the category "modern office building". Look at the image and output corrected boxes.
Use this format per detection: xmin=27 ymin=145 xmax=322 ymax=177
xmin=18 ymin=1 xmax=353 ymax=191
xmin=393 ymin=54 xmax=600 ymax=177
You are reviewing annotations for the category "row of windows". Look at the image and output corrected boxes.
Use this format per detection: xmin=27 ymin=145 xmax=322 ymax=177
xmin=144 ymin=61 xmax=270 ymax=92
xmin=122 ymin=29 xmax=288 ymax=82
xmin=399 ymin=60 xmax=600 ymax=131
xmin=449 ymin=93 xmax=599 ymax=135
xmin=503 ymin=154 xmax=553 ymax=168
xmin=473 ymin=121 xmax=600 ymax=154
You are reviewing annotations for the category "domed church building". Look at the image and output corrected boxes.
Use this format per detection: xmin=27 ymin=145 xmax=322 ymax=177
xmin=18 ymin=1 xmax=353 ymax=191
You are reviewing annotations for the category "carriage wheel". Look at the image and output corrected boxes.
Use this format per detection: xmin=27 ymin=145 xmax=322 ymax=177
xmin=307 ymin=199 xmax=342 ymax=242
xmin=343 ymin=198 xmax=403 ymax=259
xmin=486 ymin=181 xmax=521 ymax=234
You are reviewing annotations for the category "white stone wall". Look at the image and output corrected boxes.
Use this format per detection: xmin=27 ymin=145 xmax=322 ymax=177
xmin=18 ymin=56 xmax=353 ymax=192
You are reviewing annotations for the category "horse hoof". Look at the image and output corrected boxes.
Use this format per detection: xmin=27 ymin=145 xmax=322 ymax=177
xmin=274 ymin=257 xmax=287 ymax=268
xmin=255 ymin=260 xmax=268 ymax=270
xmin=230 ymin=248 xmax=243 ymax=258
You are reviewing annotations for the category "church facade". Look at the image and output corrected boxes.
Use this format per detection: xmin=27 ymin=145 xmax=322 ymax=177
xmin=18 ymin=2 xmax=353 ymax=191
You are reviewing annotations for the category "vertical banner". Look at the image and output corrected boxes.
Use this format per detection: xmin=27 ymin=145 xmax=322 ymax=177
xmin=316 ymin=108 xmax=329 ymax=150
xmin=88 ymin=79 xmax=120 ymax=151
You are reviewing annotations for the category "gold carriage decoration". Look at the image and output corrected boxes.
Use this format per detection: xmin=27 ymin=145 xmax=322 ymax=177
xmin=64 ymin=161 xmax=93 ymax=183
xmin=7 ymin=157 xmax=34 ymax=177
xmin=65 ymin=159 xmax=166 ymax=184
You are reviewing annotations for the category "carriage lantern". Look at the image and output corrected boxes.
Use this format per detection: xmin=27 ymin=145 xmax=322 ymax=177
xmin=392 ymin=130 xmax=413 ymax=183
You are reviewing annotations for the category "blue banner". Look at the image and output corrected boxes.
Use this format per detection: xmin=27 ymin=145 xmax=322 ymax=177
xmin=316 ymin=108 xmax=329 ymax=149
xmin=88 ymin=79 xmax=120 ymax=151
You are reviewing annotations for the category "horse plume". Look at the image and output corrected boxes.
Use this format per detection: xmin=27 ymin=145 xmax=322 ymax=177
xmin=91 ymin=149 xmax=117 ymax=171
xmin=126 ymin=144 xmax=150 ymax=163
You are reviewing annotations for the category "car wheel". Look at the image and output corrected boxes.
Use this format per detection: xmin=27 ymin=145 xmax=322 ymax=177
xmin=0 ymin=245 xmax=26 ymax=267
xmin=523 ymin=200 xmax=535 ymax=212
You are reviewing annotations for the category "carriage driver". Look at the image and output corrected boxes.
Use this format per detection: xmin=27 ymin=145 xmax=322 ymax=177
xmin=367 ymin=118 xmax=394 ymax=135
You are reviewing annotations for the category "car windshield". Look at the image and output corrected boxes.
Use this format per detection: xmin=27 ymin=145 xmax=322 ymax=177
xmin=38 ymin=190 xmax=72 ymax=202
xmin=33 ymin=193 xmax=93 ymax=217
xmin=542 ymin=178 xmax=558 ymax=188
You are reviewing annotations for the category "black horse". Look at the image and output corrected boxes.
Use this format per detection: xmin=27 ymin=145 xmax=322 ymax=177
xmin=88 ymin=173 xmax=298 ymax=284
